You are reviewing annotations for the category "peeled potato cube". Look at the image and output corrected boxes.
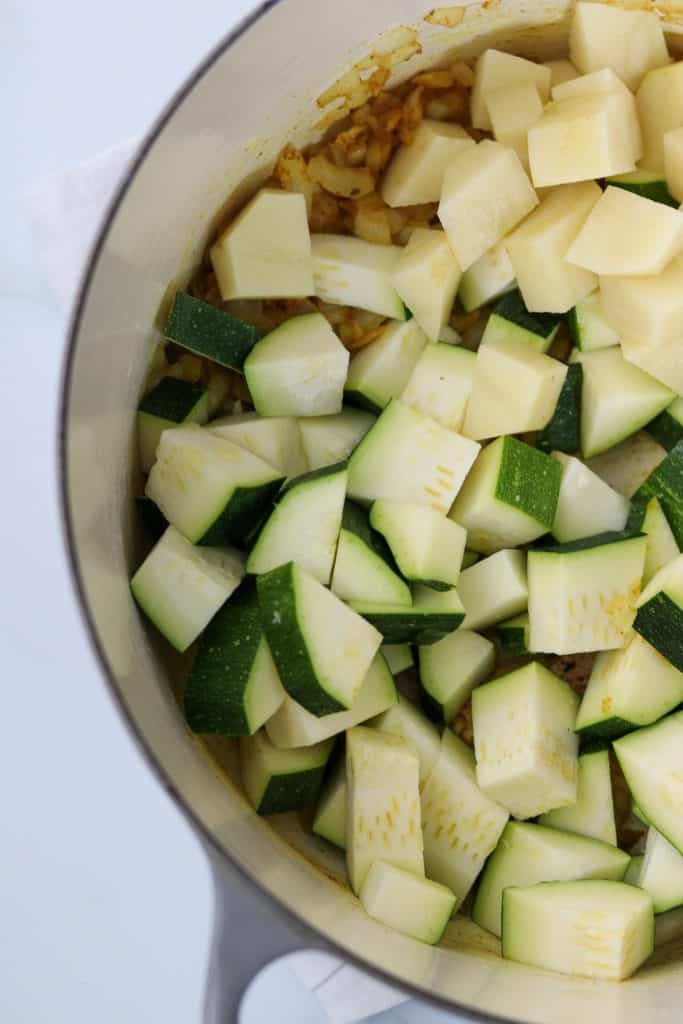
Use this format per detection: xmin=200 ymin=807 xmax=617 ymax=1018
xmin=544 ymin=59 xmax=579 ymax=87
xmin=391 ymin=228 xmax=461 ymax=343
xmin=637 ymin=63 xmax=683 ymax=172
xmin=380 ymin=119 xmax=474 ymax=208
xmin=569 ymin=1 xmax=669 ymax=90
xmin=567 ymin=186 xmax=683 ymax=276
xmin=599 ymin=254 xmax=683 ymax=348
xmin=486 ymin=80 xmax=543 ymax=169
xmin=438 ymin=140 xmax=538 ymax=272
xmin=552 ymin=66 xmax=632 ymax=102
xmin=528 ymin=92 xmax=640 ymax=188
xmin=664 ymin=127 xmax=683 ymax=202
xmin=505 ymin=182 xmax=601 ymax=314
xmin=210 ymin=188 xmax=313 ymax=300
xmin=471 ymin=49 xmax=551 ymax=132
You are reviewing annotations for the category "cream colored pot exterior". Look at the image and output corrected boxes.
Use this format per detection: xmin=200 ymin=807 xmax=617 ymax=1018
xmin=62 ymin=1 xmax=683 ymax=1020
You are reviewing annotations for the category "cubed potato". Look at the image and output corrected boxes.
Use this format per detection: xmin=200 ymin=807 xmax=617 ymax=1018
xmin=471 ymin=49 xmax=551 ymax=131
xmin=544 ymin=59 xmax=579 ymax=87
xmin=567 ymin=186 xmax=683 ymax=276
xmin=664 ymin=126 xmax=683 ymax=202
xmin=380 ymin=119 xmax=475 ymax=208
xmin=569 ymin=1 xmax=669 ymax=91
xmin=438 ymin=140 xmax=538 ymax=271
xmin=621 ymin=335 xmax=683 ymax=394
xmin=462 ymin=337 xmax=568 ymax=440
xmin=505 ymin=182 xmax=601 ymax=313
xmin=637 ymin=63 xmax=683 ymax=172
xmin=391 ymin=228 xmax=461 ymax=343
xmin=210 ymin=189 xmax=313 ymax=300
xmin=599 ymin=254 xmax=683 ymax=348
xmin=528 ymin=91 xmax=641 ymax=188
xmin=551 ymin=69 xmax=642 ymax=165
xmin=487 ymin=80 xmax=543 ymax=169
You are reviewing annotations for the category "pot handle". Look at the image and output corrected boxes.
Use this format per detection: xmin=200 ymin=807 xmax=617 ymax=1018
xmin=203 ymin=843 xmax=331 ymax=1023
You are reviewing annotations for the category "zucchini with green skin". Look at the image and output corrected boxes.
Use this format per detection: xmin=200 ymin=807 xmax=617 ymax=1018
xmin=628 ymin=495 xmax=680 ymax=584
xmin=494 ymin=613 xmax=529 ymax=657
xmin=344 ymin=320 xmax=427 ymax=414
xmin=239 ymin=729 xmax=333 ymax=815
xmin=538 ymin=749 xmax=617 ymax=845
xmin=472 ymin=821 xmax=630 ymax=938
xmin=313 ymin=758 xmax=347 ymax=849
xmin=458 ymin=240 xmax=516 ymax=312
xmin=633 ymin=553 xmax=683 ymax=671
xmin=130 ymin=525 xmax=245 ymax=653
xmin=418 ymin=629 xmax=495 ymax=723
xmin=183 ymin=580 xmax=285 ymax=735
xmin=145 ymin=424 xmax=284 ymax=546
xmin=210 ymin=413 xmax=307 ymax=478
xmin=359 ymin=861 xmax=456 ymax=945
xmin=634 ymin=440 xmax=683 ymax=548
xmin=647 ymin=396 xmax=683 ymax=452
xmin=536 ymin=363 xmax=582 ymax=455
xmin=381 ymin=644 xmax=413 ymax=675
xmin=370 ymin=500 xmax=467 ymax=590
xmin=481 ymin=289 xmax=563 ymax=353
xmin=566 ymin=291 xmax=620 ymax=353
xmin=639 ymin=827 xmax=683 ymax=913
xmin=351 ymin=585 xmax=465 ymax=646
xmin=137 ymin=376 xmax=209 ymax=473
xmin=311 ymin=234 xmax=406 ymax=320
xmin=606 ymin=169 xmax=678 ymax=208
xmin=298 ymin=408 xmax=375 ymax=471
xmin=331 ymin=501 xmax=412 ymax=606
xmin=164 ymin=291 xmax=261 ymax=370
xmin=551 ymin=452 xmax=630 ymax=543
xmin=501 ymin=880 xmax=654 ymax=981
xmin=257 ymin=562 xmax=382 ymax=716
xmin=458 ymin=549 xmax=528 ymax=631
xmin=247 ymin=463 xmax=347 ymax=585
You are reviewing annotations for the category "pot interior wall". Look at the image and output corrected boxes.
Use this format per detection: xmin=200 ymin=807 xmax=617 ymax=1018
xmin=64 ymin=1 xmax=683 ymax=1019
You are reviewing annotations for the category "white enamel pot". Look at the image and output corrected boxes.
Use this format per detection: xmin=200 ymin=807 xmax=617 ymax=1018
xmin=60 ymin=1 xmax=683 ymax=1020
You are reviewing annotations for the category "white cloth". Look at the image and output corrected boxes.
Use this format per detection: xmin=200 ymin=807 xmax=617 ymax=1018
xmin=27 ymin=142 xmax=407 ymax=1023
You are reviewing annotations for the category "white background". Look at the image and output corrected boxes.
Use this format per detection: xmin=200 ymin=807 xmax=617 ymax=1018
xmin=1 ymin=2 xmax=463 ymax=1021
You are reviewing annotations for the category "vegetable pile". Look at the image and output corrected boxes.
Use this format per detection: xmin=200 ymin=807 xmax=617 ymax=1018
xmin=131 ymin=2 xmax=683 ymax=982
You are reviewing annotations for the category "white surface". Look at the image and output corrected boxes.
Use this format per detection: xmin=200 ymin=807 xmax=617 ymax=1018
xmin=1 ymin=2 xmax=466 ymax=1021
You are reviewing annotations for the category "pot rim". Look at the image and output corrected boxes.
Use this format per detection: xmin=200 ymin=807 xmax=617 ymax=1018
xmin=57 ymin=4 xmax=515 ymax=1019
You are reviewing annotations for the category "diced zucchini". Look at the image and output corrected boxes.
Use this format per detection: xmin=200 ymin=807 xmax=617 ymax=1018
xmin=487 ymin=80 xmax=543 ymax=170
xmin=391 ymin=228 xmax=462 ymax=343
xmin=566 ymin=290 xmax=620 ymax=353
xmin=346 ymin=726 xmax=424 ymax=893
xmin=472 ymin=662 xmax=579 ymax=819
xmin=298 ymin=408 xmax=375 ymax=471
xmin=624 ymin=855 xmax=645 ymax=887
xmin=576 ymin=633 xmax=683 ymax=740
xmin=501 ymin=880 xmax=654 ymax=981
xmin=528 ymin=532 xmax=646 ymax=655
xmin=348 ymin=400 xmax=480 ymax=514
xmin=461 ymin=550 xmax=480 ymax=570
xmin=400 ymin=343 xmax=475 ymax=433
xmin=265 ymin=653 xmax=396 ymax=749
xmin=421 ymin=731 xmax=509 ymax=909
xmin=495 ymin=613 xmax=530 ymax=658
xmin=606 ymin=169 xmax=678 ymax=209
xmin=146 ymin=425 xmax=284 ymax=545
xmin=257 ymin=562 xmax=381 ymax=715
xmin=210 ymin=413 xmax=307 ymax=478
xmin=372 ymin=693 xmax=441 ymax=783
xmin=243 ymin=312 xmax=349 ymax=417
xmin=344 ymin=320 xmax=427 ymax=413
xmin=380 ymin=118 xmax=474 ymax=207
xmin=462 ymin=337 xmax=568 ymax=440
xmin=381 ymin=644 xmax=413 ymax=675
xmin=130 ymin=525 xmax=244 ymax=653
xmin=313 ymin=758 xmax=346 ymax=849
xmin=536 ymin=364 xmax=583 ymax=456
xmin=419 ymin=629 xmax=495 ymax=723
xmin=567 ymin=186 xmax=683 ymax=277
xmin=164 ymin=291 xmax=261 ymax=370
xmin=505 ymin=182 xmax=601 ymax=314
xmin=359 ymin=861 xmax=455 ymax=945
xmin=183 ymin=580 xmax=285 ymax=735
xmin=438 ymin=140 xmax=538 ymax=271
xmin=538 ymin=749 xmax=617 ymax=845
xmin=637 ymin=62 xmax=683 ymax=172
xmin=664 ymin=126 xmax=683 ymax=203
xmin=648 ymin=397 xmax=683 ymax=452
xmin=551 ymin=452 xmax=630 ymax=543
xmin=450 ymin=436 xmax=562 ymax=554
xmin=458 ymin=240 xmax=516 ymax=313
xmin=481 ymin=289 xmax=562 ymax=354
xmin=247 ymin=463 xmax=346 ymax=585
xmin=614 ymin=710 xmax=683 ymax=855
xmin=472 ymin=821 xmax=630 ymax=937
xmin=370 ymin=500 xmax=466 ymax=590
xmin=351 ymin=586 xmax=465 ymax=646
xmin=239 ymin=729 xmax=333 ymax=815
xmin=311 ymin=234 xmax=405 ymax=320
xmin=331 ymin=501 xmax=412 ymax=605
xmin=629 ymin=496 xmax=680 ymax=584
xmin=458 ymin=549 xmax=528 ymax=632
xmin=634 ymin=554 xmax=683 ymax=672
xmin=470 ymin=49 xmax=551 ymax=132
xmin=569 ymin=2 xmax=668 ymax=90
xmin=639 ymin=827 xmax=683 ymax=914
xmin=210 ymin=188 xmax=313 ymax=300
xmin=634 ymin=441 xmax=683 ymax=548
xmin=138 ymin=377 xmax=209 ymax=473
